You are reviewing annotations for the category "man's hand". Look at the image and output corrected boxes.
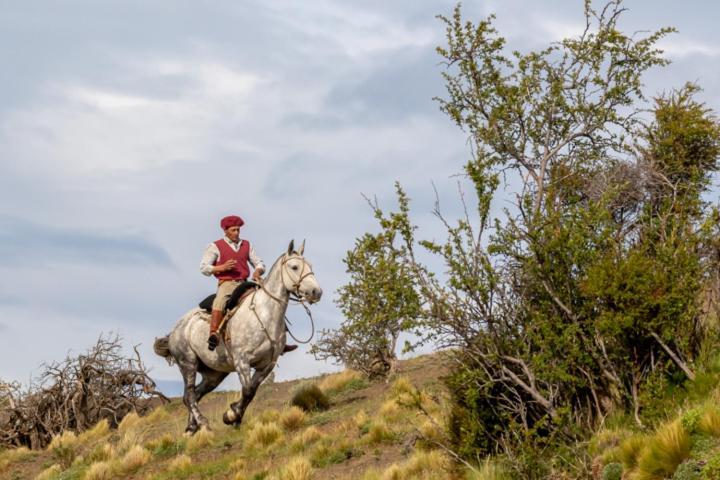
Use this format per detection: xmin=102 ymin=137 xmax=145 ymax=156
xmin=217 ymin=259 xmax=237 ymax=272
xmin=252 ymin=268 xmax=264 ymax=282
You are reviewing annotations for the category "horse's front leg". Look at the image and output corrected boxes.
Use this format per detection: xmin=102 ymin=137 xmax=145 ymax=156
xmin=223 ymin=362 xmax=275 ymax=426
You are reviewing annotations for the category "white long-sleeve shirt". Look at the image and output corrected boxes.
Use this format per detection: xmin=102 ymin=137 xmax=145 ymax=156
xmin=199 ymin=237 xmax=266 ymax=276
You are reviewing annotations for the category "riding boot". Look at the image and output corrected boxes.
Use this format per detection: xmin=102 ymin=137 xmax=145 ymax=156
xmin=282 ymin=344 xmax=298 ymax=354
xmin=282 ymin=324 xmax=297 ymax=354
xmin=208 ymin=310 xmax=223 ymax=351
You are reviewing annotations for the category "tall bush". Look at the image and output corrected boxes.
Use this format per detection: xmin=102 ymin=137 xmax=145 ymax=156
xmin=311 ymin=185 xmax=422 ymax=377
xmin=418 ymin=2 xmax=720 ymax=472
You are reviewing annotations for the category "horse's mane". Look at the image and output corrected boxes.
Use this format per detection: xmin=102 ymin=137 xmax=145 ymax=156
xmin=266 ymin=250 xmax=301 ymax=276
xmin=266 ymin=253 xmax=286 ymax=275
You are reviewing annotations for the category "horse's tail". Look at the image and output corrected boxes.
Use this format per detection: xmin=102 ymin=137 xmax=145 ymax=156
xmin=153 ymin=335 xmax=175 ymax=366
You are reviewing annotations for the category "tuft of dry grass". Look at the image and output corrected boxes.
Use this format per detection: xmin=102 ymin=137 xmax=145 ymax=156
xmin=77 ymin=419 xmax=110 ymax=445
xmin=418 ymin=419 xmax=444 ymax=443
xmin=365 ymin=420 xmax=395 ymax=445
xmin=390 ymin=376 xmax=416 ymax=399
xmin=144 ymin=407 xmax=170 ymax=423
xmin=168 ymin=454 xmax=192 ymax=473
xmin=85 ymin=460 xmax=113 ymax=480
xmin=309 ymin=438 xmax=354 ymax=468
xmin=186 ymin=428 xmax=215 ymax=453
xmin=380 ymin=450 xmax=450 ymax=480
xmin=334 ymin=418 xmax=359 ymax=438
xmin=467 ymin=457 xmax=511 ymax=480
xmin=617 ymin=434 xmax=648 ymax=471
xmin=379 ymin=399 xmax=401 ymax=421
xmin=118 ymin=445 xmax=151 ymax=473
xmin=246 ymin=421 xmax=284 ymax=449
xmin=0 ymin=446 xmax=32 ymax=466
xmin=117 ymin=411 xmax=143 ymax=432
xmin=589 ymin=428 xmax=630 ymax=457
xmin=145 ymin=433 xmax=176 ymax=452
xmin=48 ymin=430 xmax=79 ymax=467
xmin=353 ymin=410 xmax=369 ymax=431
xmin=699 ymin=403 xmax=720 ymax=436
xmin=118 ymin=430 xmax=142 ymax=454
xmin=230 ymin=458 xmax=247 ymax=473
xmin=290 ymin=426 xmax=324 ymax=453
xmin=116 ymin=411 xmax=156 ymax=454
xmin=86 ymin=442 xmax=115 ymax=464
xmin=318 ymin=370 xmax=362 ymax=393
xmin=257 ymin=408 xmax=281 ymax=425
xmin=634 ymin=419 xmax=690 ymax=480
xmin=280 ymin=406 xmax=307 ymax=431
xmin=291 ymin=384 xmax=330 ymax=412
xmin=48 ymin=431 xmax=77 ymax=451
xmin=271 ymin=456 xmax=313 ymax=480
xmin=360 ymin=470 xmax=382 ymax=480
xmin=35 ymin=464 xmax=62 ymax=480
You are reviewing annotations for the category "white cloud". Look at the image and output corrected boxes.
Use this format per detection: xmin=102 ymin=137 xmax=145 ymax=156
xmin=266 ymin=0 xmax=436 ymax=59
xmin=658 ymin=38 xmax=720 ymax=58
xmin=535 ymin=17 xmax=586 ymax=42
xmin=66 ymin=88 xmax=156 ymax=110
xmin=0 ymin=59 xmax=266 ymax=174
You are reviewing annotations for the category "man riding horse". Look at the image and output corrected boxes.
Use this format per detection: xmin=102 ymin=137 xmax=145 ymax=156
xmin=200 ymin=215 xmax=297 ymax=353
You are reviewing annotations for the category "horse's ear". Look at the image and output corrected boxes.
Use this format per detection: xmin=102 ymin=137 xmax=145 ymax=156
xmin=299 ymin=239 xmax=305 ymax=255
xmin=287 ymin=240 xmax=295 ymax=255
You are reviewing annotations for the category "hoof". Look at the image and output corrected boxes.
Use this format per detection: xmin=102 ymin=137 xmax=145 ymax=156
xmin=223 ymin=409 xmax=237 ymax=425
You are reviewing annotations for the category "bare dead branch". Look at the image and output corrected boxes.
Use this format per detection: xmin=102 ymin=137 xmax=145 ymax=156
xmin=0 ymin=333 xmax=167 ymax=450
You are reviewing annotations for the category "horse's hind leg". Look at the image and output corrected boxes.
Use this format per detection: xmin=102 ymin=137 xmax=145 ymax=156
xmin=178 ymin=361 xmax=209 ymax=434
xmin=184 ymin=369 xmax=229 ymax=433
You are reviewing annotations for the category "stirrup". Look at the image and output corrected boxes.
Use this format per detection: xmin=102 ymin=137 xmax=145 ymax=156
xmin=208 ymin=333 xmax=219 ymax=351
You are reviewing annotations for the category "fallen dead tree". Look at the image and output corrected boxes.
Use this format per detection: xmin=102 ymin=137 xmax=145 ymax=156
xmin=0 ymin=334 xmax=168 ymax=450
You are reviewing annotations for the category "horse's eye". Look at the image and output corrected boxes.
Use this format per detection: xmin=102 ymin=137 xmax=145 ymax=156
xmin=291 ymin=265 xmax=299 ymax=271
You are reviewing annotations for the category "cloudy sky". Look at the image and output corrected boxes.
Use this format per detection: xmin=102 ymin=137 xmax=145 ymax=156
xmin=1 ymin=1 xmax=718 ymax=394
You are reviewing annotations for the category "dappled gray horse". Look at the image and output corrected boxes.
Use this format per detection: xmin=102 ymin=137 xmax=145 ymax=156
xmin=154 ymin=240 xmax=322 ymax=434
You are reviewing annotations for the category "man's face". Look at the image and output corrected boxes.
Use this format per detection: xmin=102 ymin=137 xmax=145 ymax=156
xmin=225 ymin=226 xmax=241 ymax=242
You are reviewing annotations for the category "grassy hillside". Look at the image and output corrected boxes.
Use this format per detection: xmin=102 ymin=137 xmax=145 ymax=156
xmin=0 ymin=354 xmax=460 ymax=480
xmin=6 ymin=350 xmax=720 ymax=479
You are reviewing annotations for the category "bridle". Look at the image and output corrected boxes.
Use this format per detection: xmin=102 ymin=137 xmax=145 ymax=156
xmin=279 ymin=253 xmax=318 ymax=303
xmin=250 ymin=253 xmax=318 ymax=347
xmin=254 ymin=253 xmax=317 ymax=303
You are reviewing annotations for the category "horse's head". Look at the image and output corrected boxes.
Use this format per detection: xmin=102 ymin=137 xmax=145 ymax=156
xmin=280 ymin=240 xmax=322 ymax=303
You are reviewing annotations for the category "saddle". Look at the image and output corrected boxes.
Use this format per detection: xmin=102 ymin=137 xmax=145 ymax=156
xmin=199 ymin=280 xmax=259 ymax=314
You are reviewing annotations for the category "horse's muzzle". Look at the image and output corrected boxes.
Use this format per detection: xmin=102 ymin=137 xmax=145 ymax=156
xmin=306 ymin=287 xmax=322 ymax=304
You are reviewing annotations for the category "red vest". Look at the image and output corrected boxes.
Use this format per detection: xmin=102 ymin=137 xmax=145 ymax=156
xmin=213 ymin=239 xmax=251 ymax=281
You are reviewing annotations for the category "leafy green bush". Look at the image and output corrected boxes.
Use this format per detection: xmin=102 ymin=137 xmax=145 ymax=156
xmin=682 ymin=408 xmax=703 ymax=434
xmin=431 ymin=5 xmax=720 ymax=473
xmin=310 ymin=184 xmax=421 ymax=379
xmin=702 ymin=454 xmax=720 ymax=479
xmin=672 ymin=460 xmax=701 ymax=480
xmin=602 ymin=463 xmax=622 ymax=480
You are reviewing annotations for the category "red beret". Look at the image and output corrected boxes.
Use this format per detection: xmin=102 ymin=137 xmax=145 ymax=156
xmin=220 ymin=215 xmax=244 ymax=230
